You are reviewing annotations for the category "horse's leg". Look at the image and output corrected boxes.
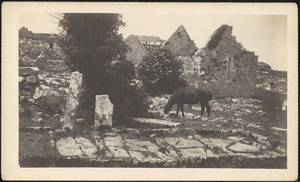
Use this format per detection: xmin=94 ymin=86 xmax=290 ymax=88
xmin=181 ymin=104 xmax=185 ymax=117
xmin=206 ymin=102 xmax=211 ymax=117
xmin=176 ymin=104 xmax=180 ymax=116
xmin=200 ymin=103 xmax=205 ymax=116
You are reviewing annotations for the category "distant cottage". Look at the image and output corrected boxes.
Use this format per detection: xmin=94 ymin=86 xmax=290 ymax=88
xmin=137 ymin=35 xmax=165 ymax=46
xmin=125 ymin=35 xmax=166 ymax=65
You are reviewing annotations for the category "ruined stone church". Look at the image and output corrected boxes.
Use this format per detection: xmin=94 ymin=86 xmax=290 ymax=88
xmin=125 ymin=24 xmax=258 ymax=97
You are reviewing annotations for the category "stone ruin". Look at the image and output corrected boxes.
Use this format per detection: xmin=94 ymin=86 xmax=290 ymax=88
xmin=125 ymin=24 xmax=258 ymax=97
xmin=180 ymin=25 xmax=258 ymax=97
xmin=197 ymin=25 xmax=258 ymax=97
xmin=125 ymin=35 xmax=148 ymax=66
xmin=161 ymin=25 xmax=198 ymax=57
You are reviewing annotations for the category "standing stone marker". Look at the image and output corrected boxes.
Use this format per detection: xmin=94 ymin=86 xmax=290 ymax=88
xmin=63 ymin=71 xmax=82 ymax=131
xmin=95 ymin=95 xmax=114 ymax=127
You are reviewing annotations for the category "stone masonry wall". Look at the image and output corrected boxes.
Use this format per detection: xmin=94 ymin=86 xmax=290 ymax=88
xmin=19 ymin=36 xmax=68 ymax=72
xmin=161 ymin=25 xmax=198 ymax=57
xmin=125 ymin=35 xmax=148 ymax=66
xmin=181 ymin=25 xmax=258 ymax=97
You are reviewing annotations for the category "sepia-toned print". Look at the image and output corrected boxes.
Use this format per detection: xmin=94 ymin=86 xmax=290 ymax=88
xmin=18 ymin=13 xmax=288 ymax=168
xmin=2 ymin=2 xmax=298 ymax=181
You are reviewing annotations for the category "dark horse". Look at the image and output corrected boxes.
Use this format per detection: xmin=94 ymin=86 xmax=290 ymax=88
xmin=164 ymin=88 xmax=213 ymax=117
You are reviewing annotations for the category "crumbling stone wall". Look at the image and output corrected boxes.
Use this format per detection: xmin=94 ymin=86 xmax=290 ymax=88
xmin=19 ymin=34 xmax=68 ymax=72
xmin=161 ymin=25 xmax=198 ymax=57
xmin=193 ymin=25 xmax=258 ymax=97
xmin=125 ymin=35 xmax=148 ymax=66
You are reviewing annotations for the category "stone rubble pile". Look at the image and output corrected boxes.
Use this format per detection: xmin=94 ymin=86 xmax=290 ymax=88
xmin=19 ymin=67 xmax=40 ymax=98
xmin=148 ymin=96 xmax=169 ymax=117
xmin=209 ymin=97 xmax=266 ymax=116
xmin=256 ymin=71 xmax=287 ymax=94
xmin=19 ymin=37 xmax=68 ymax=72
xmin=19 ymin=38 xmax=63 ymax=60
xmin=147 ymin=95 xmax=266 ymax=120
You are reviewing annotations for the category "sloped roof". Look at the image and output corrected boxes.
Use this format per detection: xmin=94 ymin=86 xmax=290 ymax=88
xmin=161 ymin=25 xmax=198 ymax=57
xmin=137 ymin=35 xmax=161 ymax=42
xmin=125 ymin=35 xmax=148 ymax=64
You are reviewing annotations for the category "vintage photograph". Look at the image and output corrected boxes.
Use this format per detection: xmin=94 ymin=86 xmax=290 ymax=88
xmin=2 ymin=2 xmax=298 ymax=181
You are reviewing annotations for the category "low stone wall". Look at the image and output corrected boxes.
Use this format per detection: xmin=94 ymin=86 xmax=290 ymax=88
xmin=37 ymin=57 xmax=69 ymax=72
xmin=43 ymin=60 xmax=69 ymax=72
xmin=19 ymin=67 xmax=40 ymax=99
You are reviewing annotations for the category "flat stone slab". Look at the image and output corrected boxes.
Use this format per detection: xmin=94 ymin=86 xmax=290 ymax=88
xmin=103 ymin=135 xmax=124 ymax=147
xmin=228 ymin=142 xmax=260 ymax=153
xmin=19 ymin=67 xmax=39 ymax=76
xmin=74 ymin=137 xmax=98 ymax=158
xmin=108 ymin=147 xmax=129 ymax=158
xmin=179 ymin=148 xmax=207 ymax=158
xmin=126 ymin=139 xmax=169 ymax=159
xmin=56 ymin=137 xmax=83 ymax=156
xmin=56 ymin=137 xmax=98 ymax=158
xmin=164 ymin=137 xmax=204 ymax=149
xmin=129 ymin=150 xmax=144 ymax=160
xmin=208 ymin=138 xmax=233 ymax=148
xmin=132 ymin=118 xmax=181 ymax=127
xmin=125 ymin=142 xmax=148 ymax=152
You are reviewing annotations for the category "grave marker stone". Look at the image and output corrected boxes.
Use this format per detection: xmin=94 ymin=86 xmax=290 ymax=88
xmin=95 ymin=95 xmax=114 ymax=128
xmin=63 ymin=71 xmax=82 ymax=131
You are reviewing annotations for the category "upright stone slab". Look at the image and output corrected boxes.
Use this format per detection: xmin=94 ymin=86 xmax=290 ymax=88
xmin=95 ymin=95 xmax=114 ymax=127
xmin=63 ymin=71 xmax=82 ymax=131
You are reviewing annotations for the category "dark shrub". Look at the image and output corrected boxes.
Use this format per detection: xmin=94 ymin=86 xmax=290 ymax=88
xmin=59 ymin=14 xmax=149 ymax=126
xmin=138 ymin=49 xmax=187 ymax=95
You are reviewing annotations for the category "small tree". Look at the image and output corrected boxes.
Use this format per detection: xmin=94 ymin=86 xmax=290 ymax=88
xmin=138 ymin=49 xmax=187 ymax=95
xmin=58 ymin=13 xmax=149 ymax=126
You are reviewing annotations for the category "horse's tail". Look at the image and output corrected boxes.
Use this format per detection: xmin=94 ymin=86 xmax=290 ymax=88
xmin=164 ymin=89 xmax=180 ymax=114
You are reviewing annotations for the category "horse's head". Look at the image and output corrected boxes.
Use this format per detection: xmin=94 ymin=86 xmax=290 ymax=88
xmin=164 ymin=105 xmax=171 ymax=114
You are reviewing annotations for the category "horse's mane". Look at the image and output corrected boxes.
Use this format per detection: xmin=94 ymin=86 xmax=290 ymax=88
xmin=164 ymin=88 xmax=182 ymax=114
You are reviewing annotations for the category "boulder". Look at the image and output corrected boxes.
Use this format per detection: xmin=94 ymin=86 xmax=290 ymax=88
xmin=20 ymin=56 xmax=36 ymax=67
xmin=257 ymin=62 xmax=271 ymax=72
xmin=19 ymin=67 xmax=39 ymax=76
xmin=43 ymin=91 xmax=64 ymax=105
xmin=51 ymin=80 xmax=60 ymax=85
xmin=19 ymin=76 xmax=25 ymax=83
xmin=25 ymin=75 xmax=39 ymax=84
xmin=33 ymin=87 xmax=43 ymax=100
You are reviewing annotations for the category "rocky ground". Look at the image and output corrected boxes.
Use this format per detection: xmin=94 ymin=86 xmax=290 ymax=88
xmin=18 ymin=35 xmax=287 ymax=168
xmin=19 ymin=70 xmax=287 ymax=167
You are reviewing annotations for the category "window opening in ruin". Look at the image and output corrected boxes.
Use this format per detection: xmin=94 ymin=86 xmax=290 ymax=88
xmin=49 ymin=42 xmax=53 ymax=49
xmin=226 ymin=57 xmax=236 ymax=82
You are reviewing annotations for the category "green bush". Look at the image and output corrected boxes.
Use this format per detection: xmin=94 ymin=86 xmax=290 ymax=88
xmin=138 ymin=49 xmax=187 ymax=95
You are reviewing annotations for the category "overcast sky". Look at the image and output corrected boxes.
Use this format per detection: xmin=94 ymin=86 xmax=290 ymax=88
xmin=19 ymin=14 xmax=287 ymax=71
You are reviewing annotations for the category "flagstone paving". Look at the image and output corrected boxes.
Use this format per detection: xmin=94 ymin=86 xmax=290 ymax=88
xmin=50 ymin=127 xmax=287 ymax=167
